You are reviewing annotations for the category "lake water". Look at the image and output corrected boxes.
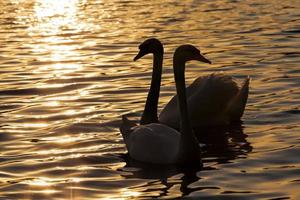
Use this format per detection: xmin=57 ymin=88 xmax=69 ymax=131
xmin=0 ymin=0 xmax=299 ymax=199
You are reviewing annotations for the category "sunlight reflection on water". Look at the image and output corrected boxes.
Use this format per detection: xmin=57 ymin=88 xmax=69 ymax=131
xmin=0 ymin=0 xmax=299 ymax=199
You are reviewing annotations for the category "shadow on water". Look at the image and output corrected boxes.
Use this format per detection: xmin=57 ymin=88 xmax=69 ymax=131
xmin=118 ymin=123 xmax=252 ymax=198
xmin=119 ymin=155 xmax=202 ymax=198
xmin=196 ymin=123 xmax=253 ymax=164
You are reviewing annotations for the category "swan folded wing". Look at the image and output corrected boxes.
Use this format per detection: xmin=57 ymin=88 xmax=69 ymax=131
xmin=189 ymin=74 xmax=239 ymax=117
xmin=158 ymin=76 xmax=208 ymax=128
xmin=159 ymin=73 xmax=240 ymax=127
xmin=193 ymin=74 xmax=239 ymax=104
xmin=128 ymin=123 xmax=181 ymax=164
xmin=183 ymin=75 xmax=233 ymax=126
xmin=227 ymin=76 xmax=250 ymax=121
xmin=158 ymin=95 xmax=180 ymax=129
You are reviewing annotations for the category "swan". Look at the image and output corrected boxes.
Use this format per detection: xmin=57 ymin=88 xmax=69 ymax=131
xmin=159 ymin=73 xmax=250 ymax=129
xmin=120 ymin=44 xmax=203 ymax=164
xmin=159 ymin=54 xmax=250 ymax=129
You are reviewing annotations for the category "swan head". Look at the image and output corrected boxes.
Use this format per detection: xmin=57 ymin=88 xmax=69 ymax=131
xmin=134 ymin=38 xmax=163 ymax=61
xmin=174 ymin=45 xmax=211 ymax=64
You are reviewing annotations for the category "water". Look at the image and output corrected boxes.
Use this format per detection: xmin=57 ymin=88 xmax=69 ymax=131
xmin=0 ymin=0 xmax=299 ymax=199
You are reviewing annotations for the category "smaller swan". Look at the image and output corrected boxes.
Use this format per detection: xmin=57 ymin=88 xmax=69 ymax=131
xmin=120 ymin=45 xmax=204 ymax=164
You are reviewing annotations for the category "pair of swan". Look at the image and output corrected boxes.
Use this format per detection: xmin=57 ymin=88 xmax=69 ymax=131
xmin=120 ymin=38 xmax=249 ymax=164
xmin=136 ymin=39 xmax=249 ymax=128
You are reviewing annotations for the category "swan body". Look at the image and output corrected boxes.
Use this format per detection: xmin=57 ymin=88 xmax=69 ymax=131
xmin=120 ymin=41 xmax=202 ymax=164
xmin=120 ymin=116 xmax=181 ymax=164
xmin=159 ymin=73 xmax=250 ymax=129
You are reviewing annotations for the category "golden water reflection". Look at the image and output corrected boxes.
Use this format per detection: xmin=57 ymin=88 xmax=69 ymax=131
xmin=0 ymin=0 xmax=299 ymax=199
xmin=100 ymin=189 xmax=141 ymax=200
xmin=20 ymin=0 xmax=94 ymax=133
xmin=27 ymin=0 xmax=87 ymax=77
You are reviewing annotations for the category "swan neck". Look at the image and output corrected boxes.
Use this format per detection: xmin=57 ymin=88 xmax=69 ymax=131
xmin=173 ymin=58 xmax=192 ymax=135
xmin=140 ymin=53 xmax=163 ymax=125
xmin=173 ymin=56 xmax=201 ymax=163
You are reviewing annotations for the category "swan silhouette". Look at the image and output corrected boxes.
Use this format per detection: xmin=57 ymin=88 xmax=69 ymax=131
xmin=159 ymin=73 xmax=250 ymax=128
xmin=159 ymin=46 xmax=249 ymax=128
xmin=133 ymin=38 xmax=163 ymax=125
xmin=120 ymin=44 xmax=204 ymax=164
xmin=132 ymin=38 xmax=249 ymax=129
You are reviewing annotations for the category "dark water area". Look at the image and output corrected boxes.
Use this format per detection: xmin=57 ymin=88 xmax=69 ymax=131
xmin=0 ymin=0 xmax=299 ymax=199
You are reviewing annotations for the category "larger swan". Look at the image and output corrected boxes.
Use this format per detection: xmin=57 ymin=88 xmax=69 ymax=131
xmin=133 ymin=38 xmax=249 ymax=129
xmin=159 ymin=70 xmax=250 ymax=129
xmin=120 ymin=45 xmax=203 ymax=164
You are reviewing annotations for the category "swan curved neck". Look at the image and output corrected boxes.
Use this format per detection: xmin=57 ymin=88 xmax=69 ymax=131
xmin=173 ymin=57 xmax=193 ymax=135
xmin=173 ymin=55 xmax=200 ymax=162
xmin=140 ymin=53 xmax=163 ymax=125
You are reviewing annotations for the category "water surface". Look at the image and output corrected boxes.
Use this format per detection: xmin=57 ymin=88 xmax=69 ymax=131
xmin=0 ymin=0 xmax=299 ymax=199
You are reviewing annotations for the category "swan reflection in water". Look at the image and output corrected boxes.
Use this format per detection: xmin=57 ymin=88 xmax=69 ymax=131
xmin=118 ymin=123 xmax=252 ymax=198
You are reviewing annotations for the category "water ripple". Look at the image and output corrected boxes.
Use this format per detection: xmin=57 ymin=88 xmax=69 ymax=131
xmin=0 ymin=0 xmax=299 ymax=199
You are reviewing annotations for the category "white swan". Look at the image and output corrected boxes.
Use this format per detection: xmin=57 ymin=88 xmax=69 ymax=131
xmin=120 ymin=44 xmax=203 ymax=164
xmin=158 ymin=50 xmax=249 ymax=129
xmin=159 ymin=72 xmax=250 ymax=129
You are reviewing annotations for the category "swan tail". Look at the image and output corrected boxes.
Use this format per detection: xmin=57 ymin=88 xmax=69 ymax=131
xmin=227 ymin=76 xmax=250 ymax=121
xmin=120 ymin=115 xmax=137 ymax=144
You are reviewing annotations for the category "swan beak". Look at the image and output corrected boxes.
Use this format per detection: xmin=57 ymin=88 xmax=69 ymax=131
xmin=133 ymin=50 xmax=147 ymax=61
xmin=196 ymin=54 xmax=212 ymax=64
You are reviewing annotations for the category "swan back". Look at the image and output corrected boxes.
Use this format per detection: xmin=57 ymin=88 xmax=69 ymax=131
xmin=128 ymin=123 xmax=181 ymax=164
xmin=159 ymin=73 xmax=239 ymax=128
xmin=159 ymin=70 xmax=249 ymax=128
